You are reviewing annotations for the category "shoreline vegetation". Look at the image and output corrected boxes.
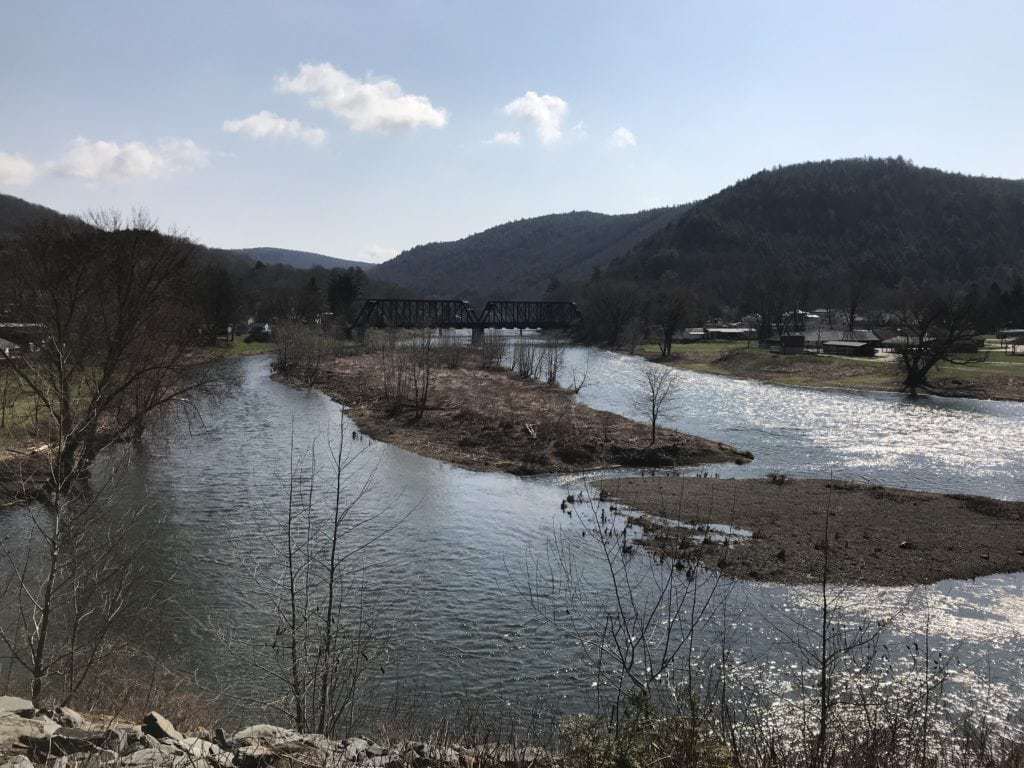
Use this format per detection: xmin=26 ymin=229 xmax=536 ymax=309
xmin=284 ymin=345 xmax=752 ymax=475
xmin=597 ymin=475 xmax=1024 ymax=586
xmin=640 ymin=340 xmax=1024 ymax=402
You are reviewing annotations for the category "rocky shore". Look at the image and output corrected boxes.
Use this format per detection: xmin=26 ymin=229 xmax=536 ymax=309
xmin=0 ymin=697 xmax=555 ymax=768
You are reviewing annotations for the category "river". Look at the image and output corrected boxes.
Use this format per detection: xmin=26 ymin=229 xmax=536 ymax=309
xmin=4 ymin=345 xmax=1024 ymax=733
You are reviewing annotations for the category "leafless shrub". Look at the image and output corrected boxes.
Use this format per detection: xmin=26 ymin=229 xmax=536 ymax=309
xmin=478 ymin=333 xmax=508 ymax=370
xmin=437 ymin=332 xmax=467 ymax=369
xmin=540 ymin=339 xmax=566 ymax=386
xmin=273 ymin=321 xmax=337 ymax=386
xmin=511 ymin=343 xmax=542 ymax=380
xmin=219 ymin=418 xmax=405 ymax=737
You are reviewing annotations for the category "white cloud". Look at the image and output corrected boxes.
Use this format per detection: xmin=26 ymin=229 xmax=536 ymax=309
xmin=49 ymin=137 xmax=209 ymax=181
xmin=502 ymin=91 xmax=568 ymax=144
xmin=223 ymin=110 xmax=326 ymax=146
xmin=487 ymin=131 xmax=521 ymax=145
xmin=357 ymin=244 xmax=399 ymax=264
xmin=276 ymin=63 xmax=448 ymax=132
xmin=0 ymin=152 xmax=36 ymax=186
xmin=609 ymin=126 xmax=637 ymax=148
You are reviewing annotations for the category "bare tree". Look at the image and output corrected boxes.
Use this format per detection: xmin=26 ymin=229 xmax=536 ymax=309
xmin=652 ymin=283 xmax=696 ymax=358
xmin=634 ymin=365 xmax=679 ymax=445
xmin=0 ymin=473 xmax=162 ymax=706
xmin=894 ymin=291 xmax=980 ymax=396
xmin=0 ymin=212 xmax=208 ymax=501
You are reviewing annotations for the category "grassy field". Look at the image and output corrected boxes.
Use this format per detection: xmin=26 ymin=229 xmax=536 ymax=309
xmin=641 ymin=338 xmax=1024 ymax=400
xmin=197 ymin=337 xmax=276 ymax=360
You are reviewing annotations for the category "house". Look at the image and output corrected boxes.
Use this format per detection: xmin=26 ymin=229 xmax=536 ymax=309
xmin=807 ymin=328 xmax=880 ymax=355
xmin=779 ymin=334 xmax=805 ymax=354
xmin=704 ymin=327 xmax=756 ymax=341
xmin=822 ymin=340 xmax=877 ymax=357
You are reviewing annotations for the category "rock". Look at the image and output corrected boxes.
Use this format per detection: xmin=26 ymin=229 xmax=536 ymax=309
xmin=119 ymin=745 xmax=182 ymax=768
xmin=21 ymin=726 xmax=125 ymax=758
xmin=141 ymin=713 xmax=183 ymax=743
xmin=177 ymin=740 xmax=232 ymax=768
xmin=46 ymin=708 xmax=85 ymax=729
xmin=45 ymin=748 xmax=120 ymax=768
xmin=0 ymin=756 xmax=34 ymax=768
xmin=234 ymin=744 xmax=274 ymax=768
xmin=232 ymin=724 xmax=296 ymax=746
xmin=0 ymin=711 xmax=59 ymax=751
xmin=364 ymin=743 xmax=387 ymax=758
xmin=0 ymin=697 xmax=34 ymax=716
xmin=124 ymin=731 xmax=163 ymax=753
xmin=213 ymin=727 xmax=234 ymax=751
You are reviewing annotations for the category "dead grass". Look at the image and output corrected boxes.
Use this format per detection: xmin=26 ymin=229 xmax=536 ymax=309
xmin=644 ymin=340 xmax=1024 ymax=401
xmin=296 ymin=353 xmax=752 ymax=475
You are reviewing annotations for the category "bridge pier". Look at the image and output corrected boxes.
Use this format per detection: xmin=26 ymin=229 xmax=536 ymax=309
xmin=471 ymin=326 xmax=484 ymax=345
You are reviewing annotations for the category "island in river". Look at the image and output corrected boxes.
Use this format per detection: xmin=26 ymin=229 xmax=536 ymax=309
xmin=284 ymin=351 xmax=752 ymax=475
xmin=598 ymin=475 xmax=1024 ymax=586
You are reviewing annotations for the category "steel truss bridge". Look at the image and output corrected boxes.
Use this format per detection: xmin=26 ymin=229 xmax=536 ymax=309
xmin=351 ymin=298 xmax=580 ymax=337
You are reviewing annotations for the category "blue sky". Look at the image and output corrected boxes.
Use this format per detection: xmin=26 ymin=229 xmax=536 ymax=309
xmin=1 ymin=1 xmax=1021 ymax=262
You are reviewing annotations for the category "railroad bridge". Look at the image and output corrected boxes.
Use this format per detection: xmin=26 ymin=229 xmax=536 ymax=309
xmin=351 ymin=298 xmax=580 ymax=342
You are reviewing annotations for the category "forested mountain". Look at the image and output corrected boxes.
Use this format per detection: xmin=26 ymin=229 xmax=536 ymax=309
xmin=0 ymin=195 xmax=399 ymax=327
xmin=370 ymin=206 xmax=691 ymax=303
xmin=231 ymin=246 xmax=374 ymax=272
xmin=608 ymin=157 xmax=1024 ymax=311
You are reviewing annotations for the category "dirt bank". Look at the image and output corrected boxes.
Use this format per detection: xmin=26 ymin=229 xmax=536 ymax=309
xmin=296 ymin=354 xmax=751 ymax=475
xmin=597 ymin=476 xmax=1024 ymax=585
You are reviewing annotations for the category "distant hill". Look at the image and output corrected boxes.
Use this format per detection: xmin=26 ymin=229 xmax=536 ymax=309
xmin=0 ymin=195 xmax=374 ymax=273
xmin=608 ymin=157 xmax=1024 ymax=305
xmin=231 ymin=246 xmax=374 ymax=272
xmin=0 ymin=193 xmax=67 ymax=235
xmin=371 ymin=206 xmax=691 ymax=302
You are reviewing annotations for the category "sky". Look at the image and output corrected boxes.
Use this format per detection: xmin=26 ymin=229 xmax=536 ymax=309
xmin=1 ymin=0 xmax=1022 ymax=263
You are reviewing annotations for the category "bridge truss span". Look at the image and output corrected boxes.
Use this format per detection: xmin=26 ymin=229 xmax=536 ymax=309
xmin=351 ymin=298 xmax=580 ymax=334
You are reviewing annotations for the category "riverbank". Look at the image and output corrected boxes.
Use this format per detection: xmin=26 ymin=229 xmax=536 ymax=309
xmin=641 ymin=341 xmax=1024 ymax=401
xmin=0 ymin=702 xmax=557 ymax=768
xmin=597 ymin=476 xmax=1024 ymax=585
xmin=292 ymin=352 xmax=752 ymax=475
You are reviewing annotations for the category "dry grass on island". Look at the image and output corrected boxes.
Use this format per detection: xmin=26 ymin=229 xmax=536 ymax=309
xmin=598 ymin=475 xmax=1024 ymax=586
xmin=281 ymin=334 xmax=751 ymax=475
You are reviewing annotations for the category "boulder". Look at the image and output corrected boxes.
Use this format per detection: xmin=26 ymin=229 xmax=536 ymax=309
xmin=0 ymin=711 xmax=59 ymax=752
xmin=232 ymin=725 xmax=296 ymax=746
xmin=141 ymin=713 xmax=183 ymax=743
xmin=234 ymin=744 xmax=274 ymax=768
xmin=0 ymin=698 xmax=33 ymax=717
xmin=46 ymin=708 xmax=85 ymax=729
xmin=21 ymin=726 xmax=125 ymax=758
xmin=118 ymin=745 xmax=182 ymax=768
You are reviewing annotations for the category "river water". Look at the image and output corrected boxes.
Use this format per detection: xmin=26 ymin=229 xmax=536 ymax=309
xmin=4 ymin=345 xmax=1024 ymax=732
